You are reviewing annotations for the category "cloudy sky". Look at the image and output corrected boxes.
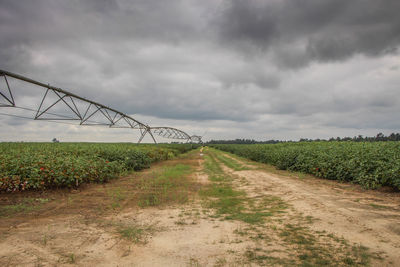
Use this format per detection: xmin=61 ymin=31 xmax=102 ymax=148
xmin=1 ymin=0 xmax=399 ymax=142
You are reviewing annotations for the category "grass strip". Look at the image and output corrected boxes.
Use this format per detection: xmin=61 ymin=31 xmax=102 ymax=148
xmin=202 ymin=148 xmax=379 ymax=266
xmin=213 ymin=152 xmax=250 ymax=171
xmin=137 ymin=163 xmax=194 ymax=207
xmin=201 ymin=149 xmax=286 ymax=224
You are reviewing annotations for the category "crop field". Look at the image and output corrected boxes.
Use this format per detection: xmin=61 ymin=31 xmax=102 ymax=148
xmin=0 ymin=142 xmax=197 ymax=192
xmin=1 ymin=145 xmax=399 ymax=265
xmin=210 ymin=142 xmax=400 ymax=190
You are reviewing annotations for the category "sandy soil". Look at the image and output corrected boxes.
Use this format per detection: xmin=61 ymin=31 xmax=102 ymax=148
xmin=221 ymin=154 xmax=400 ymax=266
xmin=0 ymin=151 xmax=254 ymax=267
xmin=0 ymin=149 xmax=399 ymax=266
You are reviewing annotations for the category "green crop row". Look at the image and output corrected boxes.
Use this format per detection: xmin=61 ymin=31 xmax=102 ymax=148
xmin=210 ymin=142 xmax=400 ymax=190
xmin=0 ymin=143 xmax=198 ymax=192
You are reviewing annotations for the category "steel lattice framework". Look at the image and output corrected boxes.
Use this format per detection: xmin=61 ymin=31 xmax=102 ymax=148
xmin=0 ymin=69 xmax=202 ymax=144
xmin=152 ymin=127 xmax=191 ymax=140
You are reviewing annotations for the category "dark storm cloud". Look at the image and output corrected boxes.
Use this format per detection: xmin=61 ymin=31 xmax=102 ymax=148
xmin=0 ymin=0 xmax=205 ymax=70
xmin=0 ymin=0 xmax=399 ymax=141
xmin=217 ymin=0 xmax=400 ymax=67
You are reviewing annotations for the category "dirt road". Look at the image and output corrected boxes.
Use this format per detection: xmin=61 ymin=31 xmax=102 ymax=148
xmin=0 ymin=148 xmax=399 ymax=266
xmin=220 ymin=151 xmax=400 ymax=266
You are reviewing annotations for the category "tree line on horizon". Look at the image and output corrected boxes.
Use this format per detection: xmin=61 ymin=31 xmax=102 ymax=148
xmin=206 ymin=132 xmax=400 ymax=144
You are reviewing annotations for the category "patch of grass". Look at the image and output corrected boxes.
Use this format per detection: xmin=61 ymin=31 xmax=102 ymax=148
xmin=348 ymin=244 xmax=383 ymax=265
xmin=258 ymin=195 xmax=287 ymax=214
xmin=327 ymin=233 xmax=349 ymax=245
xmin=108 ymin=188 xmax=126 ymax=209
xmin=233 ymin=227 xmax=248 ymax=236
xmin=42 ymin=234 xmax=49 ymax=246
xmin=213 ymin=151 xmax=249 ymax=171
xmin=216 ymin=149 xmax=259 ymax=166
xmin=0 ymin=198 xmax=49 ymax=217
xmin=137 ymin=164 xmax=194 ymax=207
xmin=244 ymin=248 xmax=295 ymax=266
xmin=175 ymin=218 xmax=187 ymax=225
xmin=369 ymin=203 xmax=389 ymax=209
xmin=214 ymin=257 xmax=227 ymax=267
xmin=0 ymin=202 xmax=36 ymax=216
xmin=36 ymin=198 xmax=50 ymax=204
xmin=304 ymin=215 xmax=315 ymax=224
xmin=188 ymin=257 xmax=201 ymax=267
xmin=279 ymin=223 xmax=316 ymax=245
xmin=204 ymin=152 xmax=234 ymax=183
xmin=200 ymin=184 xmax=243 ymax=198
xmin=250 ymin=232 xmax=270 ymax=242
xmin=204 ymin=154 xmax=224 ymax=175
xmin=208 ymin=174 xmax=231 ymax=183
xmin=67 ymin=253 xmax=76 ymax=264
xmin=117 ymin=223 xmax=156 ymax=244
xmin=201 ymin=152 xmax=288 ymax=225
xmin=227 ymin=211 xmax=273 ymax=224
xmin=275 ymin=222 xmax=379 ymax=266
xmin=118 ymin=226 xmax=144 ymax=243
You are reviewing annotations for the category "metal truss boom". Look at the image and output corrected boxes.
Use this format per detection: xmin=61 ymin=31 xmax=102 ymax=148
xmin=150 ymin=127 xmax=203 ymax=143
xmin=151 ymin=127 xmax=191 ymax=140
xmin=0 ymin=69 xmax=202 ymax=143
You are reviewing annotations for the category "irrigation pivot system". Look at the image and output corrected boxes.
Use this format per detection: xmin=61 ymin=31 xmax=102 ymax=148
xmin=0 ymin=69 xmax=202 ymax=144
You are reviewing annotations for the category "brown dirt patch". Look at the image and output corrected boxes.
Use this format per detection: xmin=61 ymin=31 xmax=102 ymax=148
xmin=219 ymin=154 xmax=400 ymax=266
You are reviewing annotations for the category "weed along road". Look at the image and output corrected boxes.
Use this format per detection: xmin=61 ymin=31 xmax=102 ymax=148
xmin=1 ymin=147 xmax=399 ymax=266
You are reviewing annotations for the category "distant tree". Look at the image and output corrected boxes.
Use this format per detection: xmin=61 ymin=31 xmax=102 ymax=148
xmin=206 ymin=133 xmax=400 ymax=144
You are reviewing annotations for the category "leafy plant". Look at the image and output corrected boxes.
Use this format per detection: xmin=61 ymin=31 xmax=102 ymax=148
xmin=0 ymin=143 xmax=198 ymax=192
xmin=210 ymin=142 xmax=400 ymax=190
